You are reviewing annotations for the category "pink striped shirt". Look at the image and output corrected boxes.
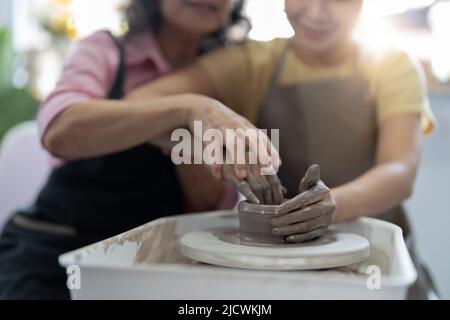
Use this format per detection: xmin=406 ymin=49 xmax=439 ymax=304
xmin=37 ymin=30 xmax=238 ymax=210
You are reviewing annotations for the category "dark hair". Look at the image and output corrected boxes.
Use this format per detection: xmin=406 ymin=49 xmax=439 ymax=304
xmin=125 ymin=0 xmax=250 ymax=52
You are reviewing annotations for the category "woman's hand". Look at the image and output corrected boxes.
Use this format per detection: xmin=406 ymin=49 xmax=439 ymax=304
xmin=126 ymin=65 xmax=284 ymax=205
xmin=222 ymin=164 xmax=285 ymax=205
xmin=272 ymin=165 xmax=336 ymax=243
xmin=186 ymin=96 xmax=284 ymax=204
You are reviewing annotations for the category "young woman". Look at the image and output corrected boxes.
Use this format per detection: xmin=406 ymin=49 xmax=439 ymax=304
xmin=127 ymin=0 xmax=437 ymax=299
xmin=0 ymin=0 xmax=284 ymax=300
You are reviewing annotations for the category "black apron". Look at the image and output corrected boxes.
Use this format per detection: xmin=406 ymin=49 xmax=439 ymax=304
xmin=0 ymin=31 xmax=184 ymax=300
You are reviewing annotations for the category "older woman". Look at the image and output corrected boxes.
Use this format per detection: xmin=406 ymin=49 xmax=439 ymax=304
xmin=0 ymin=0 xmax=282 ymax=300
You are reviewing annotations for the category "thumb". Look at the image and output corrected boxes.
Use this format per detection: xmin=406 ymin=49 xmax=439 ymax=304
xmin=299 ymin=164 xmax=321 ymax=193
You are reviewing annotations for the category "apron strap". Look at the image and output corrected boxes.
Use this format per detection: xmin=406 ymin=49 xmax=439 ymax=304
xmin=260 ymin=38 xmax=292 ymax=108
xmin=104 ymin=30 xmax=126 ymax=100
xmin=264 ymin=39 xmax=363 ymax=95
xmin=12 ymin=214 xmax=77 ymax=237
xmin=12 ymin=31 xmax=129 ymax=237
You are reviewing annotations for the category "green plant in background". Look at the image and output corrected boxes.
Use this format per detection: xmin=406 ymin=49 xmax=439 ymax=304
xmin=0 ymin=27 xmax=39 ymax=142
xmin=0 ymin=88 xmax=38 ymax=140
xmin=0 ymin=28 xmax=13 ymax=88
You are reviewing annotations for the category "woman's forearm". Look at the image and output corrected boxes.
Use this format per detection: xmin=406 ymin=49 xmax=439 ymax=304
xmin=43 ymin=95 xmax=200 ymax=160
xmin=332 ymin=161 xmax=417 ymax=223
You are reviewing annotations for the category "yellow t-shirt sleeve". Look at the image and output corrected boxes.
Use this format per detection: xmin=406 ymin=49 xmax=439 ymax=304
xmin=198 ymin=43 xmax=252 ymax=117
xmin=376 ymin=51 xmax=436 ymax=134
xmin=198 ymin=40 xmax=283 ymax=122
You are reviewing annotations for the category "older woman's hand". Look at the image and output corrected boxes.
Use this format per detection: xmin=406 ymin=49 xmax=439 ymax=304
xmin=187 ymin=97 xmax=280 ymax=175
xmin=222 ymin=164 xmax=285 ymax=205
xmin=272 ymin=165 xmax=336 ymax=243
xmin=187 ymin=97 xmax=284 ymax=205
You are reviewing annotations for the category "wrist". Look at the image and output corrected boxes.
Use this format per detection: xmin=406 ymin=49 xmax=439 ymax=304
xmin=331 ymin=188 xmax=347 ymax=224
xmin=180 ymin=94 xmax=215 ymax=126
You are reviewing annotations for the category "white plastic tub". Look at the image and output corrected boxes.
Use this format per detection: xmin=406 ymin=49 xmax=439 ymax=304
xmin=59 ymin=211 xmax=417 ymax=300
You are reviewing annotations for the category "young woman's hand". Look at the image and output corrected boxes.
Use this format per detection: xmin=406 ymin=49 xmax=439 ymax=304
xmin=272 ymin=165 xmax=336 ymax=243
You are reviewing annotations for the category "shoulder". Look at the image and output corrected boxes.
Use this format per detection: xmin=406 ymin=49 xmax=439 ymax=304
xmin=62 ymin=31 xmax=120 ymax=82
xmin=67 ymin=31 xmax=119 ymax=65
xmin=378 ymin=49 xmax=421 ymax=78
xmin=238 ymin=37 xmax=287 ymax=55
xmin=359 ymin=45 xmax=423 ymax=81
xmin=358 ymin=45 xmax=426 ymax=101
xmin=358 ymin=44 xmax=426 ymax=97
xmin=200 ymin=38 xmax=287 ymax=68
xmin=245 ymin=38 xmax=288 ymax=70
xmin=230 ymin=38 xmax=288 ymax=68
xmin=359 ymin=45 xmax=434 ymax=133
xmin=72 ymin=31 xmax=117 ymax=52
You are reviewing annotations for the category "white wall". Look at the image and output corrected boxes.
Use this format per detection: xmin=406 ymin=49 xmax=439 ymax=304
xmin=406 ymin=93 xmax=450 ymax=299
xmin=0 ymin=0 xmax=12 ymax=29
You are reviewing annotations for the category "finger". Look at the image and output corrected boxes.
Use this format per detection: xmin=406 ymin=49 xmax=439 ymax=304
xmin=223 ymin=129 xmax=247 ymax=179
xmin=261 ymin=177 xmax=273 ymax=205
xmin=246 ymin=166 xmax=265 ymax=204
xmin=253 ymin=130 xmax=280 ymax=178
xmin=267 ymin=139 xmax=282 ymax=171
xmin=275 ymin=183 xmax=329 ymax=216
xmin=266 ymin=174 xmax=284 ymax=205
xmin=236 ymin=180 xmax=260 ymax=204
xmin=286 ymin=228 xmax=327 ymax=243
xmin=273 ymin=214 xmax=332 ymax=237
xmin=274 ymin=195 xmax=305 ymax=217
xmin=260 ymin=178 xmax=273 ymax=205
xmin=222 ymin=164 xmax=235 ymax=180
xmin=223 ymin=165 xmax=260 ymax=204
xmin=210 ymin=164 xmax=223 ymax=180
xmin=272 ymin=202 xmax=332 ymax=227
xmin=254 ymin=130 xmax=271 ymax=169
xmin=234 ymin=163 xmax=248 ymax=180
xmin=256 ymin=128 xmax=282 ymax=171
xmin=299 ymin=164 xmax=321 ymax=193
xmin=250 ymin=165 xmax=273 ymax=205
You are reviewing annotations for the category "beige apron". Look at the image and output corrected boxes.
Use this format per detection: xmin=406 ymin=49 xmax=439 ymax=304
xmin=256 ymin=40 xmax=434 ymax=299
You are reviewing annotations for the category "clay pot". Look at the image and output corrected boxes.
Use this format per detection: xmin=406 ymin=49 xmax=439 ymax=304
xmin=238 ymin=201 xmax=286 ymax=244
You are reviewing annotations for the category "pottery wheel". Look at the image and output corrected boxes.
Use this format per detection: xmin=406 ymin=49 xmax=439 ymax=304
xmin=180 ymin=228 xmax=370 ymax=270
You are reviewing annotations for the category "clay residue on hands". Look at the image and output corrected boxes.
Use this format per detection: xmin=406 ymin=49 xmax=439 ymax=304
xmin=224 ymin=164 xmax=284 ymax=205
xmin=237 ymin=164 xmax=335 ymax=245
xmin=271 ymin=164 xmax=336 ymax=243
xmin=299 ymin=164 xmax=321 ymax=193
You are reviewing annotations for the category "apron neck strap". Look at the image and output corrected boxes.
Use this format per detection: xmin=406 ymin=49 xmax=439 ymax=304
xmin=267 ymin=38 xmax=292 ymax=92
xmin=257 ymin=39 xmax=291 ymax=122
xmin=267 ymin=38 xmax=364 ymax=89
xmin=104 ymin=30 xmax=126 ymax=100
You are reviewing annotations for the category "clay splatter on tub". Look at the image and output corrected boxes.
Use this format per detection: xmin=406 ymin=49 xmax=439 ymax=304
xmin=101 ymin=219 xmax=193 ymax=265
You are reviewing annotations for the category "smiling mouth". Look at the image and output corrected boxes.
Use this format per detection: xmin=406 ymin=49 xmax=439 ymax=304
xmin=184 ymin=0 xmax=219 ymax=13
xmin=300 ymin=24 xmax=332 ymax=42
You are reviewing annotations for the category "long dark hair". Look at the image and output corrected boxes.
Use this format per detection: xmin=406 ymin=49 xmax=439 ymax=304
xmin=125 ymin=0 xmax=250 ymax=52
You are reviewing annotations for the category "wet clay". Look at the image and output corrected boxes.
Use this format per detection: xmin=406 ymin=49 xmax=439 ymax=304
xmin=238 ymin=201 xmax=286 ymax=244
xmin=237 ymin=164 xmax=324 ymax=245
xmin=300 ymin=164 xmax=321 ymax=192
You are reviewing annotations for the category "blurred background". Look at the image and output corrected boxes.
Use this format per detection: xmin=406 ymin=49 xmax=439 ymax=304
xmin=0 ymin=0 xmax=449 ymax=298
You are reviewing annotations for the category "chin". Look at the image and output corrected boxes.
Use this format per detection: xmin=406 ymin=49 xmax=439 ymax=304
xmin=185 ymin=22 xmax=222 ymax=36
xmin=294 ymin=36 xmax=337 ymax=55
